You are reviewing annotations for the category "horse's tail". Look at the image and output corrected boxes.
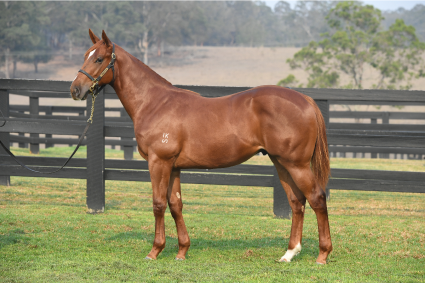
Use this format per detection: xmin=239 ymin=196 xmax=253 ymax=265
xmin=302 ymin=94 xmax=330 ymax=189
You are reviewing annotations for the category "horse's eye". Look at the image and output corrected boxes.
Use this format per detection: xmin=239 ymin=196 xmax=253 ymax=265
xmin=95 ymin=57 xmax=103 ymax=63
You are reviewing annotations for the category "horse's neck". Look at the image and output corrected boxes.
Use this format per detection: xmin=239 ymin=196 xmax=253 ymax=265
xmin=112 ymin=47 xmax=172 ymax=120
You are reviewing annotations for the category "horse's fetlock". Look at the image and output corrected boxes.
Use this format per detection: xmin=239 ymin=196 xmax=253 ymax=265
xmin=179 ymin=238 xmax=190 ymax=248
xmin=153 ymin=239 xmax=166 ymax=250
xmin=320 ymin=242 xmax=332 ymax=254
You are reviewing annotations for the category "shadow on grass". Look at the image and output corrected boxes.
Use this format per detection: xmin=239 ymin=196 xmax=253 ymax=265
xmin=105 ymin=231 xmax=319 ymax=259
xmin=0 ymin=229 xmax=29 ymax=249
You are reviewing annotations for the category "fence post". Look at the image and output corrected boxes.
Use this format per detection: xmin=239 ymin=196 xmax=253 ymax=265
xmin=0 ymin=89 xmax=10 ymax=186
xmin=371 ymin=118 xmax=377 ymax=158
xmin=45 ymin=106 xmax=53 ymax=148
xmin=29 ymin=97 xmax=39 ymax=154
xmin=381 ymin=112 xmax=390 ymax=159
xmin=273 ymin=167 xmax=291 ymax=219
xmin=86 ymin=91 xmax=105 ymax=213
xmin=121 ymin=108 xmax=133 ymax=160
xmin=315 ymin=100 xmax=330 ymax=200
xmin=18 ymin=111 xmax=27 ymax=148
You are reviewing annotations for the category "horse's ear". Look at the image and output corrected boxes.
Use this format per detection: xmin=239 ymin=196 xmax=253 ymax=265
xmin=102 ymin=30 xmax=112 ymax=47
xmin=89 ymin=29 xmax=100 ymax=44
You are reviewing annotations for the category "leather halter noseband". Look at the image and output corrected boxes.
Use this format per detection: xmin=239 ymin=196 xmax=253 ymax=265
xmin=78 ymin=43 xmax=116 ymax=99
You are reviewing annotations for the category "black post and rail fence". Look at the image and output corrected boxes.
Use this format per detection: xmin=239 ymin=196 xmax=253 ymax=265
xmin=1 ymin=79 xmax=424 ymax=218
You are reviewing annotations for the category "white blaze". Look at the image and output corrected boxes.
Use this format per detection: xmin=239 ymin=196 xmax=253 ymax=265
xmin=87 ymin=49 xmax=96 ymax=60
xmin=279 ymin=243 xmax=301 ymax=262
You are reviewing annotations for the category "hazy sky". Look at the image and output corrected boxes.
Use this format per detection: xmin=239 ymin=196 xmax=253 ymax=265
xmin=265 ymin=1 xmax=425 ymax=11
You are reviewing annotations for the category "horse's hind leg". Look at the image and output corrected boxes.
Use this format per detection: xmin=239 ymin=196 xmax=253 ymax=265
xmin=283 ymin=162 xmax=332 ymax=264
xmin=167 ymin=169 xmax=190 ymax=260
xmin=270 ymin=156 xmax=306 ymax=263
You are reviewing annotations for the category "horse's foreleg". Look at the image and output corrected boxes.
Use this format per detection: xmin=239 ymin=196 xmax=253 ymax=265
xmin=270 ymin=157 xmax=306 ymax=263
xmin=167 ymin=169 xmax=190 ymax=260
xmin=146 ymin=158 xmax=173 ymax=260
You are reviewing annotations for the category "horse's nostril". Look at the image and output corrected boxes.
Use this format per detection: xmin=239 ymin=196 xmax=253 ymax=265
xmin=73 ymin=87 xmax=80 ymax=97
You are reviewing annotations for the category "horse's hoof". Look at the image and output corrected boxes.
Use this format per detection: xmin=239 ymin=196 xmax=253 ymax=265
xmin=316 ymin=261 xmax=325 ymax=265
xmin=145 ymin=256 xmax=154 ymax=260
xmin=279 ymin=258 xmax=289 ymax=263
xmin=175 ymin=257 xmax=184 ymax=261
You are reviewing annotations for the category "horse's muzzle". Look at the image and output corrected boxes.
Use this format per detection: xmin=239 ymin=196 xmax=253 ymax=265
xmin=70 ymin=85 xmax=89 ymax=101
xmin=70 ymin=86 xmax=80 ymax=100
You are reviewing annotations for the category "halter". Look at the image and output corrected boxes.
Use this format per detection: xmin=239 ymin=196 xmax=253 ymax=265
xmin=78 ymin=43 xmax=116 ymax=100
xmin=0 ymin=44 xmax=117 ymax=174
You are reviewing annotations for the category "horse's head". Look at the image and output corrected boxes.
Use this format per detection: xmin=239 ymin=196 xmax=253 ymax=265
xmin=70 ymin=29 xmax=116 ymax=100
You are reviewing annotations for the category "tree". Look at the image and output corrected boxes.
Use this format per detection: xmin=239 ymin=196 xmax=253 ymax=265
xmin=0 ymin=2 xmax=34 ymax=78
xmin=284 ymin=1 xmax=425 ymax=89
xmin=127 ymin=2 xmax=182 ymax=64
xmin=382 ymin=4 xmax=425 ymax=42
xmin=371 ymin=19 xmax=425 ymax=89
xmin=274 ymin=1 xmax=334 ymax=47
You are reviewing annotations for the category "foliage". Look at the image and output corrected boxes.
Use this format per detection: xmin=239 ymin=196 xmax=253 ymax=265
xmin=371 ymin=19 xmax=425 ymax=89
xmin=382 ymin=4 xmax=425 ymax=42
xmin=277 ymin=74 xmax=299 ymax=87
xmin=1 ymin=1 xmax=425 ymax=79
xmin=0 ymin=2 xmax=51 ymax=77
xmin=285 ymin=1 xmax=425 ymax=90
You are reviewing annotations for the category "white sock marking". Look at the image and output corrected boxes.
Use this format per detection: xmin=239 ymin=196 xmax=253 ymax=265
xmin=72 ymin=75 xmax=77 ymax=82
xmin=279 ymin=243 xmax=301 ymax=262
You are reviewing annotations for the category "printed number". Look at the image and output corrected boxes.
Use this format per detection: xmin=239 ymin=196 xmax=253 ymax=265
xmin=162 ymin=133 xmax=169 ymax=143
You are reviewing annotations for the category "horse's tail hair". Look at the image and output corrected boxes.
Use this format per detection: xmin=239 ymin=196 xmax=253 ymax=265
xmin=302 ymin=94 xmax=330 ymax=189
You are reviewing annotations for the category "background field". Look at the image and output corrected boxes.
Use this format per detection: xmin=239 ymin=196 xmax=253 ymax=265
xmin=8 ymin=46 xmax=425 ymax=107
xmin=1 ymin=148 xmax=424 ymax=282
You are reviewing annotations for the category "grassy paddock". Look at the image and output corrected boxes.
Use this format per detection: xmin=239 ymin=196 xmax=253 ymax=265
xmin=0 ymin=147 xmax=424 ymax=282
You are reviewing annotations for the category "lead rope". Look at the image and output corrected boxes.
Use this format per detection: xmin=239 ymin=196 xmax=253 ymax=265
xmin=87 ymin=93 xmax=97 ymax=124
xmin=0 ymin=93 xmax=96 ymax=174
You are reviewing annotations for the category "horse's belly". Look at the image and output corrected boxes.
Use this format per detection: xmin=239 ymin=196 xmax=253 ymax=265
xmin=174 ymin=134 xmax=260 ymax=169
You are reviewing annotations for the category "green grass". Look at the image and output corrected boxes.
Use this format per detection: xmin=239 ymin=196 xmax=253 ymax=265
xmin=0 ymin=148 xmax=424 ymax=282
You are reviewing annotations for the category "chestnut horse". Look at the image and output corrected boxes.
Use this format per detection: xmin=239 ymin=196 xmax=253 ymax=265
xmin=70 ymin=30 xmax=332 ymax=264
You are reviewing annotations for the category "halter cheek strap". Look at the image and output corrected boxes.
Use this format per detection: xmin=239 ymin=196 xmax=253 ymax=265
xmin=78 ymin=43 xmax=116 ymax=99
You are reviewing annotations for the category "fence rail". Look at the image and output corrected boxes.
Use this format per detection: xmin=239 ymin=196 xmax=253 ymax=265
xmin=1 ymin=79 xmax=425 ymax=218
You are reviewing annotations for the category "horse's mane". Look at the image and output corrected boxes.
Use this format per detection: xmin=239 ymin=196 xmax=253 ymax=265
xmin=117 ymin=44 xmax=172 ymax=86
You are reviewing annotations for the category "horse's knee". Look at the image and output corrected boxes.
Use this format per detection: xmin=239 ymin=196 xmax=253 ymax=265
xmin=152 ymin=199 xmax=167 ymax=216
xmin=168 ymin=195 xmax=182 ymax=209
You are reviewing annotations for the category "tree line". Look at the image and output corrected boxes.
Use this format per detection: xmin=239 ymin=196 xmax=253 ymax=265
xmin=279 ymin=1 xmax=425 ymax=90
xmin=1 ymin=1 xmax=425 ymax=86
